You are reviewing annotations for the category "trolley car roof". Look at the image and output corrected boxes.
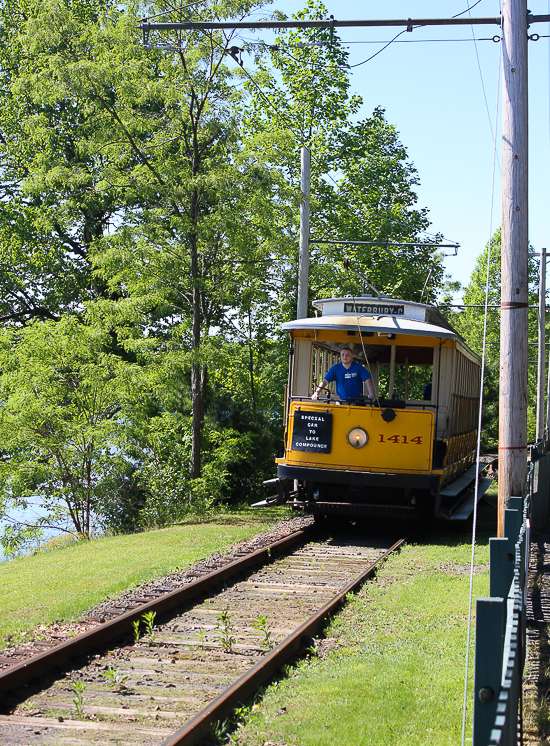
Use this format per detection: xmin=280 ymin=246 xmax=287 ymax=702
xmin=281 ymin=314 xmax=459 ymax=341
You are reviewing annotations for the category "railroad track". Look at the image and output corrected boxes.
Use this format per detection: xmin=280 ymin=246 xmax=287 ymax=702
xmin=0 ymin=524 xmax=405 ymax=746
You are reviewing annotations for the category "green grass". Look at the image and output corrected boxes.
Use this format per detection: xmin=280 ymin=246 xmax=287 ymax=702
xmin=0 ymin=507 xmax=291 ymax=650
xmin=234 ymin=500 xmax=496 ymax=746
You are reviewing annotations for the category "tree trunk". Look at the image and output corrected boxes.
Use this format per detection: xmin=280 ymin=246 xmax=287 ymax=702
xmin=248 ymin=310 xmax=256 ymax=410
xmin=190 ymin=225 xmax=202 ymax=480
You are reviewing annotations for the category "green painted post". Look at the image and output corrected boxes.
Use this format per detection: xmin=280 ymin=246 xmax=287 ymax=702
xmin=508 ymin=495 xmax=523 ymax=515
xmin=490 ymin=537 xmax=510 ymax=598
xmin=504 ymin=507 xmax=521 ymax=548
xmin=504 ymin=508 xmax=521 ymax=592
xmin=473 ymin=597 xmax=506 ymax=746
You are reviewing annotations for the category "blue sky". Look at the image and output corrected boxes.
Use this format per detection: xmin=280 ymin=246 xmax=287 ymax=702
xmin=254 ymin=0 xmax=549 ymax=296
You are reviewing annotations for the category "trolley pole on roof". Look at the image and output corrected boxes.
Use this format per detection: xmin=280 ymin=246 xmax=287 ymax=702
xmin=297 ymin=146 xmax=311 ymax=319
xmin=498 ymin=0 xmax=529 ymax=536
xmin=537 ymin=247 xmax=546 ymax=441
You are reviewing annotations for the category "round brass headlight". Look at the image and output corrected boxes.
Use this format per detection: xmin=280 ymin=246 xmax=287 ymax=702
xmin=347 ymin=427 xmax=369 ymax=449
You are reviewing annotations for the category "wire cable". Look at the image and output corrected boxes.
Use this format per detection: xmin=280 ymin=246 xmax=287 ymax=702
xmin=350 ymin=0 xmax=486 ymax=68
xmin=139 ymin=0 xmax=207 ymax=23
xmin=343 ymin=263 xmax=383 ymax=408
xmin=453 ymin=0 xmax=483 ymax=17
xmin=350 ymin=28 xmax=410 ymax=68
xmin=460 ymin=25 xmax=502 ymax=746
xmin=246 ymin=36 xmax=505 ymax=48
xmin=466 ymin=2 xmax=502 ymax=173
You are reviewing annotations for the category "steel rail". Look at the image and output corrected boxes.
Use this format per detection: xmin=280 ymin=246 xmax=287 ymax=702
xmin=161 ymin=536 xmax=406 ymax=746
xmin=0 ymin=526 xmax=312 ymax=697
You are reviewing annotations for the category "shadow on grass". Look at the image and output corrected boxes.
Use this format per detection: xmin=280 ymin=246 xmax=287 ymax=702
xmin=170 ymin=506 xmax=292 ymax=529
xmin=315 ymin=495 xmax=498 ymax=550
xmin=415 ymin=498 xmax=498 ymax=549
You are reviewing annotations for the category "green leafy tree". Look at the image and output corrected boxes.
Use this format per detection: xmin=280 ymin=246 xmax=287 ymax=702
xmin=454 ymin=229 xmax=540 ymax=447
xmin=0 ymin=0 xmax=120 ymax=325
xmin=15 ymin=0 xmax=284 ymax=487
xmin=243 ymin=1 xmax=436 ymax=316
xmin=0 ymin=317 xmax=139 ymax=556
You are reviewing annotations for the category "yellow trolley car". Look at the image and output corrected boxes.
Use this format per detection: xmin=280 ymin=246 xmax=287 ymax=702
xmin=261 ymin=296 xmax=488 ymax=520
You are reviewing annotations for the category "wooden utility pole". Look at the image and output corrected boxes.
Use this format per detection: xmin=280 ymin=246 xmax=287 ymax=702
xmin=297 ymin=147 xmax=311 ymax=319
xmin=537 ymin=247 xmax=547 ymax=441
xmin=498 ymin=0 xmax=529 ymax=536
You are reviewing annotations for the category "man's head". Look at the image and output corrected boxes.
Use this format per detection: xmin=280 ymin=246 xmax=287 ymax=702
xmin=340 ymin=347 xmax=353 ymax=365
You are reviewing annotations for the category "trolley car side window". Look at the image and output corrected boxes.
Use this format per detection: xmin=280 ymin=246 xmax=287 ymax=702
xmin=377 ymin=353 xmax=434 ymax=401
xmin=311 ymin=346 xmax=340 ymax=397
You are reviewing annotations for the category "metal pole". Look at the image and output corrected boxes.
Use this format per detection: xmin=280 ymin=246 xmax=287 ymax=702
xmin=537 ymin=248 xmax=547 ymax=440
xmin=498 ymin=0 xmax=529 ymax=536
xmin=141 ymin=14 xmax=550 ymax=33
xmin=546 ymin=308 xmax=550 ymax=436
xmin=297 ymin=146 xmax=310 ymax=319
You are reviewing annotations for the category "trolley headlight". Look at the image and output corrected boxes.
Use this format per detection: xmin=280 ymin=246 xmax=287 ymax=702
xmin=347 ymin=427 xmax=369 ymax=449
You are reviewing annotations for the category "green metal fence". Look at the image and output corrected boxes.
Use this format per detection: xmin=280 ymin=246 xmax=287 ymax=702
xmin=530 ymin=439 xmax=550 ymax=531
xmin=473 ymin=443 xmax=550 ymax=745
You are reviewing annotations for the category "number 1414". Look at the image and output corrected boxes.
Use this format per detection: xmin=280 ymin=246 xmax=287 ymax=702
xmin=378 ymin=434 xmax=423 ymax=445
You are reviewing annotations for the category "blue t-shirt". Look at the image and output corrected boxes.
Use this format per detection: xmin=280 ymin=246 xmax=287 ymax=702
xmin=324 ymin=361 xmax=372 ymax=400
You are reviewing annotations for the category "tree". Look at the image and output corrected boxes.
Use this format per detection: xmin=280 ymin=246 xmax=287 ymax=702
xmin=0 ymin=0 xmax=120 ymax=325
xmin=454 ymin=229 xmax=540 ymax=447
xmin=16 ymin=0 xmax=282 ymax=485
xmin=0 ymin=317 xmax=138 ymax=556
xmin=0 ymin=0 xmax=449 ymax=532
xmin=242 ymin=1 xmax=437 ymax=316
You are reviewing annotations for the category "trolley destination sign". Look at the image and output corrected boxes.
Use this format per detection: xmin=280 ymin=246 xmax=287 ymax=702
xmin=291 ymin=410 xmax=332 ymax=453
xmin=343 ymin=302 xmax=405 ymax=316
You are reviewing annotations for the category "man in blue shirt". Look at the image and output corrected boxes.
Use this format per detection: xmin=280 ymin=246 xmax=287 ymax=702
xmin=311 ymin=347 xmax=375 ymax=401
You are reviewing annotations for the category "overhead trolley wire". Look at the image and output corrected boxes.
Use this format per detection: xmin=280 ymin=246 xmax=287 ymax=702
xmin=466 ymin=1 xmax=502 ymax=173
xmin=340 ymin=37 xmax=502 ymax=44
xmin=350 ymin=28 xmax=409 ymax=68
xmin=141 ymin=0 xmax=207 ymax=23
xmin=454 ymin=0 xmax=483 ymax=17
xmin=460 ymin=23 xmax=502 ymax=746
xmin=351 ymin=0 xmax=488 ymax=68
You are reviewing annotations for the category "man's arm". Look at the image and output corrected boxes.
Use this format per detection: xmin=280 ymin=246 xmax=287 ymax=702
xmin=312 ymin=379 xmax=329 ymax=400
xmin=360 ymin=366 xmax=376 ymax=399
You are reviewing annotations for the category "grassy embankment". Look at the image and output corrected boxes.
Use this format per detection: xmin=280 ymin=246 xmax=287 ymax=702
xmin=0 ymin=494 xmax=500 ymax=744
xmin=232 ymin=495 xmax=497 ymax=746
xmin=0 ymin=506 xmax=291 ymax=650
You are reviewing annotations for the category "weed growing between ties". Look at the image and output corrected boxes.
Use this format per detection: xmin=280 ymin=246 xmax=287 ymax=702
xmin=216 ymin=610 xmax=236 ymax=653
xmin=195 ymin=628 xmax=208 ymax=647
xmin=523 ymin=540 xmax=550 ymax=745
xmin=525 ymin=648 xmax=550 ymax=743
xmin=142 ymin=611 xmax=157 ymax=645
xmin=232 ymin=511 xmax=493 ymax=746
xmin=253 ymin=615 xmax=275 ymax=652
xmin=102 ymin=667 xmax=128 ymax=690
xmin=69 ymin=679 xmax=86 ymax=719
